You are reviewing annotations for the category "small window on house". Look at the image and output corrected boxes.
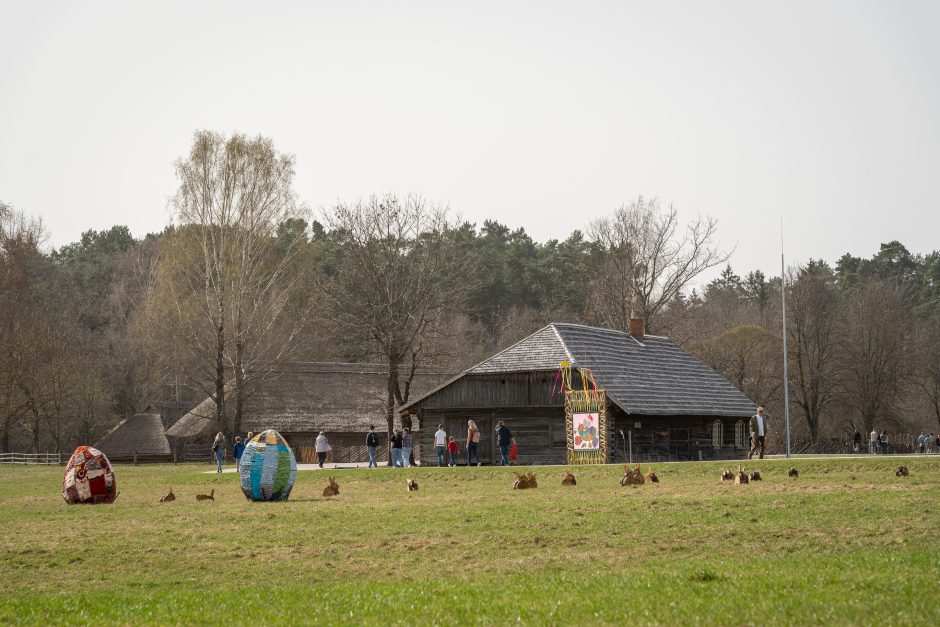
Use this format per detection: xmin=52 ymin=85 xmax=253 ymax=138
xmin=734 ymin=420 xmax=746 ymax=449
xmin=712 ymin=420 xmax=723 ymax=448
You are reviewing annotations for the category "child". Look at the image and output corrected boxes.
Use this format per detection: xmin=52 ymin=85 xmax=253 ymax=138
xmin=447 ymin=436 xmax=459 ymax=467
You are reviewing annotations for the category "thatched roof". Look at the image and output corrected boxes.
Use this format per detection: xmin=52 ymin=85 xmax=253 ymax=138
xmin=401 ymin=323 xmax=756 ymax=417
xmin=165 ymin=389 xmax=226 ymax=440
xmin=167 ymin=362 xmax=452 ymax=439
xmin=95 ymin=413 xmax=172 ymax=460
xmin=142 ymin=401 xmax=194 ymax=430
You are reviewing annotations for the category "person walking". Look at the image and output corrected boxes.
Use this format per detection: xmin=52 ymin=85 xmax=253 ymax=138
xmin=870 ymin=428 xmax=878 ymax=454
xmin=390 ymin=429 xmax=404 ymax=467
xmin=935 ymin=433 xmax=940 ymax=454
xmin=466 ymin=419 xmax=481 ymax=466
xmin=315 ymin=431 xmax=332 ymax=468
xmin=447 ymin=436 xmax=459 ymax=467
xmin=401 ymin=427 xmax=414 ymax=468
xmin=853 ymin=429 xmax=861 ymax=453
xmin=211 ymin=432 xmax=226 ymax=473
xmin=233 ymin=436 xmax=245 ymax=469
xmin=880 ymin=431 xmax=889 ymax=455
xmin=434 ymin=424 xmax=448 ymax=467
xmin=747 ymin=406 xmax=767 ymax=460
xmin=495 ymin=420 xmax=516 ymax=466
xmin=918 ymin=432 xmax=926 ymax=454
xmin=366 ymin=425 xmax=379 ymax=468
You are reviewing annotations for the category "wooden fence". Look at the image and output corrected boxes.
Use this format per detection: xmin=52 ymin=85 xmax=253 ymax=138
xmin=0 ymin=452 xmax=61 ymax=465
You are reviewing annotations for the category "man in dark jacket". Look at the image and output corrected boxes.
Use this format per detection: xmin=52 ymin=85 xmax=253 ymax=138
xmin=390 ymin=429 xmax=404 ymax=467
xmin=366 ymin=425 xmax=379 ymax=468
xmin=496 ymin=420 xmax=516 ymax=466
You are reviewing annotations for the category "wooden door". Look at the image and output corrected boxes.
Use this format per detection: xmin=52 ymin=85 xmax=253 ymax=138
xmin=475 ymin=416 xmax=493 ymax=465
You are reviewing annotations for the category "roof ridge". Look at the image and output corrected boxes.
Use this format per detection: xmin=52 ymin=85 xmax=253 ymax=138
xmin=549 ymin=323 xmax=575 ymax=363
xmin=552 ymin=321 xmax=670 ymax=341
xmin=467 ymin=323 xmax=559 ymax=371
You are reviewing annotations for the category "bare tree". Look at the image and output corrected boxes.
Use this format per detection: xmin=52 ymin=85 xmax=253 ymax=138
xmin=840 ymin=280 xmax=911 ymax=433
xmin=169 ymin=131 xmax=306 ymax=435
xmin=588 ymin=196 xmax=728 ymax=334
xmin=694 ymin=324 xmax=782 ymax=406
xmin=0 ymin=204 xmax=47 ymax=451
xmin=912 ymin=311 xmax=940 ymax=429
xmin=319 ymin=194 xmax=476 ymax=460
xmin=787 ymin=265 xmax=842 ymax=442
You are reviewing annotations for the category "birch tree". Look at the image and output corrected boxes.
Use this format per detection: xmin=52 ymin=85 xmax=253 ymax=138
xmin=170 ymin=131 xmax=306 ymax=435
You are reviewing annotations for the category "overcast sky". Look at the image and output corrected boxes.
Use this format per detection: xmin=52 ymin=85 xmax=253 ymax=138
xmin=1 ymin=1 xmax=938 ymax=287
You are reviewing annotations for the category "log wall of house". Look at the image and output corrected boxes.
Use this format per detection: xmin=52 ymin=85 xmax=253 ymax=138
xmin=417 ymin=407 xmax=568 ymax=466
xmin=418 ymin=372 xmax=560 ymax=410
xmin=609 ymin=412 xmax=751 ymax=463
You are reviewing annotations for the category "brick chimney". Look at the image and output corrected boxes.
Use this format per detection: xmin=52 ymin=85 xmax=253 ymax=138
xmin=629 ymin=317 xmax=645 ymax=342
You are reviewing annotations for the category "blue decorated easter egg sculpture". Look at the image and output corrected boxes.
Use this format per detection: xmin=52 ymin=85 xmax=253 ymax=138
xmin=239 ymin=430 xmax=297 ymax=501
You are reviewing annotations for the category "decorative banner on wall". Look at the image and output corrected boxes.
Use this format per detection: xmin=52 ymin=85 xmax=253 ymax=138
xmin=566 ymin=390 xmax=607 ymax=464
xmin=572 ymin=412 xmax=600 ymax=450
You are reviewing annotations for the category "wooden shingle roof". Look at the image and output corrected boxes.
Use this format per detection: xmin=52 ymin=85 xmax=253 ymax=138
xmin=401 ymin=323 xmax=756 ymax=417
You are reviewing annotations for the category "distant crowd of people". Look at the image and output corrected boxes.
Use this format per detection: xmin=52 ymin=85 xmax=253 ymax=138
xmin=916 ymin=432 xmax=940 ymax=454
xmin=363 ymin=419 xmax=517 ymax=468
xmin=865 ymin=429 xmax=892 ymax=454
xmin=208 ymin=421 xmax=520 ymax=471
xmin=852 ymin=428 xmax=940 ymax=455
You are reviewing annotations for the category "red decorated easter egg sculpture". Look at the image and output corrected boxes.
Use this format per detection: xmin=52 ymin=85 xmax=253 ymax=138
xmin=62 ymin=446 xmax=118 ymax=504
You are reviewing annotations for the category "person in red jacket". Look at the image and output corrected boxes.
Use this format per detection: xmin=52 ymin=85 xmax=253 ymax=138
xmin=447 ymin=436 xmax=459 ymax=467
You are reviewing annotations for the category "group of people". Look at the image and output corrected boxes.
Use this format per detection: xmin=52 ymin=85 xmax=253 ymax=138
xmin=867 ymin=429 xmax=891 ymax=454
xmin=917 ymin=432 xmax=939 ymax=454
xmin=361 ymin=419 xmax=518 ymax=468
xmin=210 ymin=420 xmax=519 ymax=473
xmin=211 ymin=431 xmax=255 ymax=473
xmin=363 ymin=424 xmax=417 ymax=468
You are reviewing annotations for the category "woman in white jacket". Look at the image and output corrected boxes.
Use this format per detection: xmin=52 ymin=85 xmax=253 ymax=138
xmin=315 ymin=432 xmax=332 ymax=468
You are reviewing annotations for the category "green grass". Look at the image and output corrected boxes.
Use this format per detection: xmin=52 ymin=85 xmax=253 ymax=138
xmin=2 ymin=457 xmax=939 ymax=625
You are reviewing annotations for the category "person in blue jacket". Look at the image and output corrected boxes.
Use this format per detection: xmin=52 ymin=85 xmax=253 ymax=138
xmin=233 ymin=436 xmax=245 ymax=468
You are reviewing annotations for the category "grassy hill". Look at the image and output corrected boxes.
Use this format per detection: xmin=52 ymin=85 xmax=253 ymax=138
xmin=2 ymin=457 xmax=938 ymax=625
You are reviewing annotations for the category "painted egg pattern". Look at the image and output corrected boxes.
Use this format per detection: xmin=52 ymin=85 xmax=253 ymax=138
xmin=62 ymin=446 xmax=118 ymax=504
xmin=239 ymin=429 xmax=297 ymax=501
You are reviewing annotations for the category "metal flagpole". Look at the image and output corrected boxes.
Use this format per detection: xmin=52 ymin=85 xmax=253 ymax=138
xmin=781 ymin=219 xmax=791 ymax=458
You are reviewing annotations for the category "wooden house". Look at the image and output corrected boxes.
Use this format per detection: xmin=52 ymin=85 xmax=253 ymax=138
xmin=166 ymin=362 xmax=451 ymax=463
xmin=400 ymin=321 xmax=757 ymax=465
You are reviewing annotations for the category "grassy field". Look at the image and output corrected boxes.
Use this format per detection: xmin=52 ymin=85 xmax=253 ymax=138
xmin=1 ymin=457 xmax=939 ymax=625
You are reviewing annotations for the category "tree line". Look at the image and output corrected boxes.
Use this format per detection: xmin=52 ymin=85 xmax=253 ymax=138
xmin=1 ymin=131 xmax=937 ymax=453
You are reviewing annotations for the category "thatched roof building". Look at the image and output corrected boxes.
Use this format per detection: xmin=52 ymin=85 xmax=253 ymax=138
xmin=95 ymin=413 xmax=173 ymax=462
xmin=167 ymin=362 xmax=452 ymax=463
